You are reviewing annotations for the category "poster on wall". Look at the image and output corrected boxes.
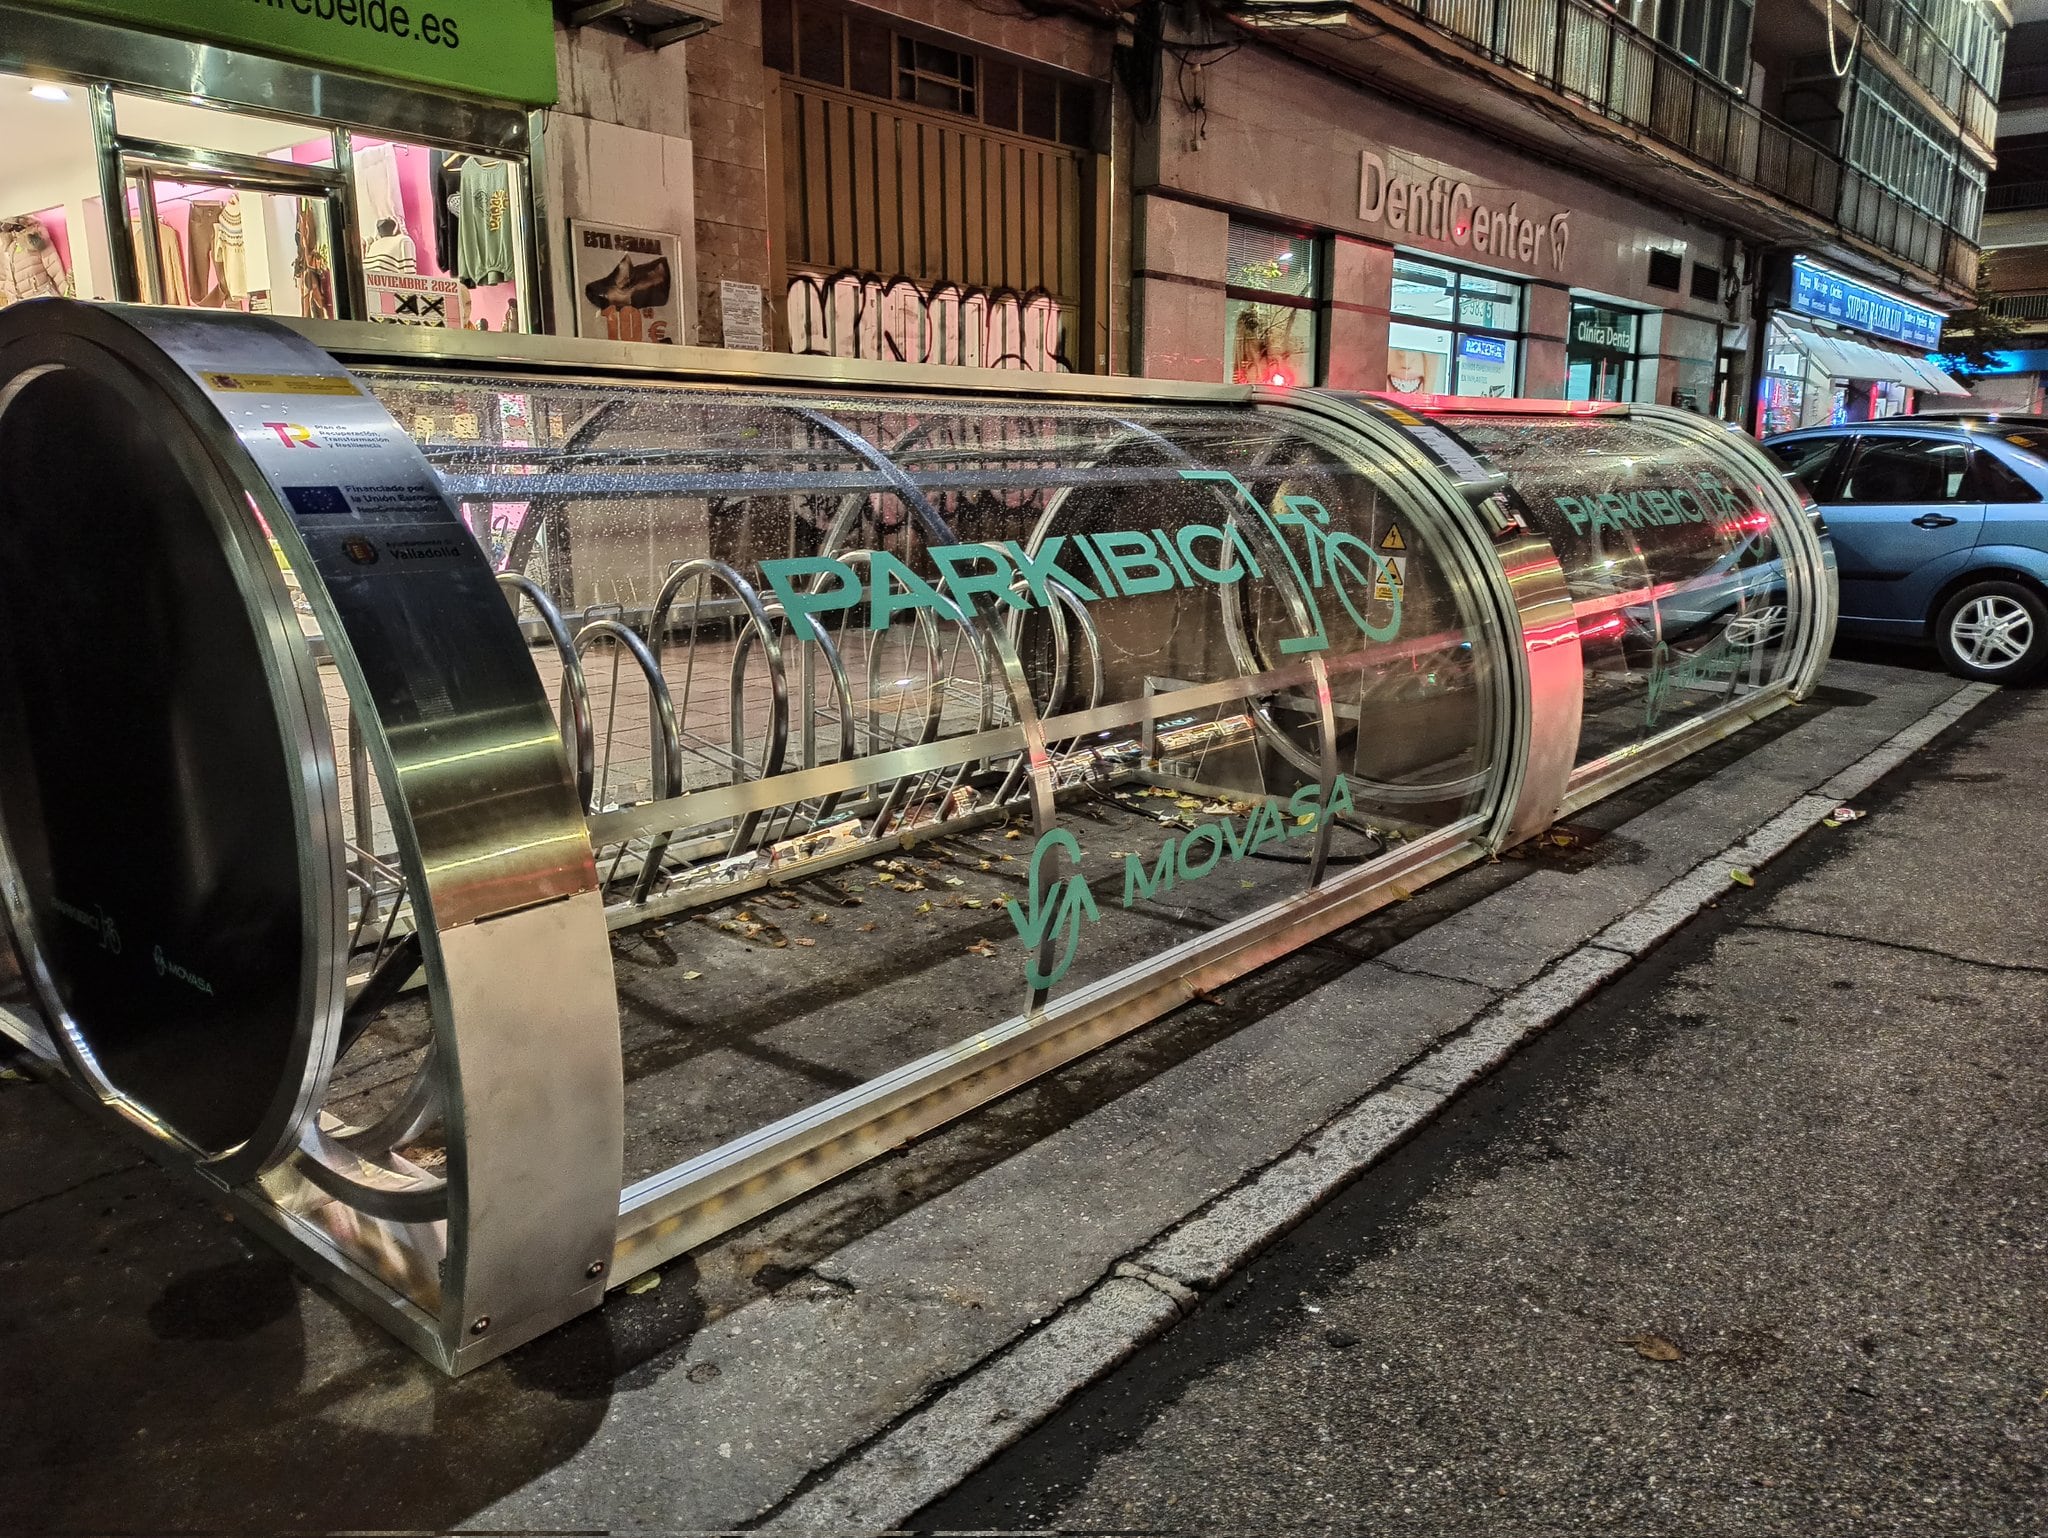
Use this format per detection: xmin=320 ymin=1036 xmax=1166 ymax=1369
xmin=1385 ymin=338 xmax=1447 ymax=396
xmin=366 ymin=272 xmax=465 ymax=329
xmin=571 ymin=221 xmax=680 ymax=345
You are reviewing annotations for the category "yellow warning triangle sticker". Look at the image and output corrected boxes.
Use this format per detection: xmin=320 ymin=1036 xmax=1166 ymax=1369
xmin=1379 ymin=525 xmax=1406 ymax=551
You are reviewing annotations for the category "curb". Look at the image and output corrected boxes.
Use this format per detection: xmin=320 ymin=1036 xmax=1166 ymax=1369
xmin=762 ymin=681 xmax=1998 ymax=1532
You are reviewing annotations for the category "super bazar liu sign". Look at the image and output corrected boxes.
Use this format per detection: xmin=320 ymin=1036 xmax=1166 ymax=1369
xmin=1359 ymin=151 xmax=1570 ymax=274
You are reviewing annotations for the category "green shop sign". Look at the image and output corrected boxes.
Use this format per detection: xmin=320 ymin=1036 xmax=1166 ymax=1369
xmin=29 ymin=0 xmax=558 ymax=105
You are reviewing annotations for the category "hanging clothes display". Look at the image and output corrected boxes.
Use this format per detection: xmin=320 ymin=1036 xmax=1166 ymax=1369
xmin=293 ymin=200 xmax=333 ymax=320
xmin=364 ymin=218 xmax=418 ymax=275
xmin=431 ymin=152 xmax=461 ymax=274
xmin=456 ymin=157 xmax=515 ymax=288
xmin=213 ymin=194 xmax=249 ymax=301
xmin=129 ymin=218 xmax=189 ymax=306
xmin=353 ymin=142 xmax=408 ymax=245
xmin=187 ymin=200 xmax=227 ymax=305
xmin=0 ymin=214 xmax=72 ymax=306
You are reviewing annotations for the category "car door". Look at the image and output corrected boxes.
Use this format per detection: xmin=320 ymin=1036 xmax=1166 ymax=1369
xmin=1969 ymin=432 xmax=2048 ymax=559
xmin=1821 ymin=433 xmax=1985 ymax=631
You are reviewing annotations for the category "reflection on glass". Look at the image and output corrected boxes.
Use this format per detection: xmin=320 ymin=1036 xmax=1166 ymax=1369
xmin=344 ymin=368 xmax=1507 ymax=1161
xmin=1391 ymin=257 xmax=1455 ymax=322
xmin=1444 ymin=413 xmax=1795 ymax=767
xmin=1229 ymin=298 xmax=1314 ymax=385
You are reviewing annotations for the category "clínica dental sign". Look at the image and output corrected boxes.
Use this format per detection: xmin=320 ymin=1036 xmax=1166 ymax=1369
xmin=1359 ymin=151 xmax=1571 ymax=275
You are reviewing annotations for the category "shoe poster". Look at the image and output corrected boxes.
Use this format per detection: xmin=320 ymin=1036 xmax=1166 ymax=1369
xmin=570 ymin=221 xmax=681 ymax=345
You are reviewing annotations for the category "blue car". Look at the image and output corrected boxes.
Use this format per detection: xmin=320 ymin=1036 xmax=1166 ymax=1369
xmin=1764 ymin=418 xmax=2048 ymax=682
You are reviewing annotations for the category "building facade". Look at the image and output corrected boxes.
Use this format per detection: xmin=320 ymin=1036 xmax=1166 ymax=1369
xmin=0 ymin=0 xmax=2009 ymax=434
xmin=1128 ymin=1 xmax=2004 ymax=428
xmin=1968 ymin=0 xmax=2048 ymax=408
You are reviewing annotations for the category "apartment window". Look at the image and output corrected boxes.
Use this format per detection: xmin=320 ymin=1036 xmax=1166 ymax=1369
xmin=1225 ymin=222 xmax=1319 ymax=387
xmin=1387 ymin=256 xmax=1523 ymax=397
xmin=1690 ymin=262 xmax=1722 ymax=303
xmin=1652 ymin=0 xmax=1755 ymax=90
xmin=1844 ymin=72 xmax=1963 ymax=224
xmin=1647 ymin=250 xmax=1684 ymax=290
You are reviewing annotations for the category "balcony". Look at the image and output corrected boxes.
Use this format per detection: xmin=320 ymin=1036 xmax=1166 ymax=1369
xmin=1228 ymin=0 xmax=1982 ymax=301
xmin=1855 ymin=0 xmax=2000 ymax=153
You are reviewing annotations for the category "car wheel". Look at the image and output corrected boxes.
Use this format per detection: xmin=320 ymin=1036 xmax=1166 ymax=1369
xmin=1933 ymin=580 xmax=2048 ymax=683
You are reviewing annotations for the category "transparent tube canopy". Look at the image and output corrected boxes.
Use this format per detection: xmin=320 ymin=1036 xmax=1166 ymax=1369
xmin=0 ymin=306 xmax=1832 ymax=1374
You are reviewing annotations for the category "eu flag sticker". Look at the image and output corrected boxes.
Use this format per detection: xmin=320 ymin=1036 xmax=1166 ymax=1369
xmin=282 ymin=485 xmax=354 ymax=520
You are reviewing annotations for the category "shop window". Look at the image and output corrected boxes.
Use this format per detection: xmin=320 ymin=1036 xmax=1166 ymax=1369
xmin=1225 ymin=221 xmax=1319 ymax=387
xmin=1566 ymin=301 xmax=1644 ymax=403
xmin=1387 ymin=255 xmax=1522 ymax=397
xmin=0 ymin=73 xmax=95 ymax=304
xmin=898 ymin=40 xmax=976 ymax=117
xmin=351 ymin=136 xmax=530 ymax=334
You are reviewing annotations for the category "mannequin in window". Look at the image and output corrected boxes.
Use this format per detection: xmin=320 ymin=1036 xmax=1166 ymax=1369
xmin=364 ymin=217 xmax=418 ymax=276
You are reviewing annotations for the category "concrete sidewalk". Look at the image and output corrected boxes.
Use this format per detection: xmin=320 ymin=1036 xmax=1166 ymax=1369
xmin=922 ymin=685 xmax=2048 ymax=1536
xmin=0 ymin=657 xmax=2006 ymax=1534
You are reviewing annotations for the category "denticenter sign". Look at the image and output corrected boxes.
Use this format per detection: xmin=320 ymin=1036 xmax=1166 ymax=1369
xmin=1359 ymin=150 xmax=1571 ymax=275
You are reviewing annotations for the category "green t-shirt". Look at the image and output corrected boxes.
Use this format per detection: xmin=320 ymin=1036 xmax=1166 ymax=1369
xmin=457 ymin=159 xmax=516 ymax=288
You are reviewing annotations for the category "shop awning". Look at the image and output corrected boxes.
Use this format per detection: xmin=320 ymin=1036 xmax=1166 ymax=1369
xmin=1778 ymin=318 xmax=1969 ymax=395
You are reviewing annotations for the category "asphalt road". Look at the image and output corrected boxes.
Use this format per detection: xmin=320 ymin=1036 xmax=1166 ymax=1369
xmin=920 ymin=685 xmax=2048 ymax=1536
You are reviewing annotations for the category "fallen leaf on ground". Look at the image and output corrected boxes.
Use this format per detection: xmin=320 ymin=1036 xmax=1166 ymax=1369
xmin=624 ymin=1273 xmax=661 ymax=1296
xmin=682 ymin=969 xmax=704 ymax=981
xmin=858 ymin=921 xmax=878 ymax=932
xmin=794 ymin=937 xmax=817 ymax=947
xmin=1729 ymin=868 xmax=1755 ymax=887
xmin=1621 ymin=1332 xmax=1683 ymax=1362
xmin=966 ymin=939 xmax=999 ymax=957
xmin=1004 ymin=829 xmax=1022 ymax=840
xmin=916 ymin=900 xmax=934 ymax=914
xmin=894 ymin=881 xmax=925 ymax=893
